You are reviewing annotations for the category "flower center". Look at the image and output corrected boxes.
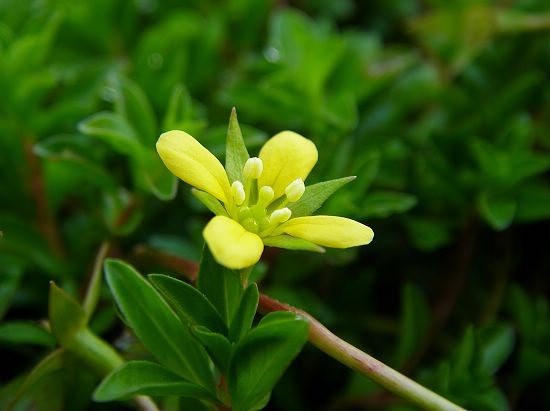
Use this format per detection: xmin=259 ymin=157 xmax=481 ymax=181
xmin=228 ymin=157 xmax=305 ymax=237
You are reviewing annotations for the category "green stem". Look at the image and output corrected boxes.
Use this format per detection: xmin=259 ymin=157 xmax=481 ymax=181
xmin=258 ymin=294 xmax=465 ymax=411
xmin=240 ymin=266 xmax=253 ymax=287
xmin=497 ymin=10 xmax=550 ymax=33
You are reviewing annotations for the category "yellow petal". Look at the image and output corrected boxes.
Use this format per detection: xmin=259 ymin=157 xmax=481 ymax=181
xmin=279 ymin=216 xmax=374 ymax=248
xmin=203 ymin=216 xmax=264 ymax=269
xmin=157 ymin=130 xmax=231 ymax=203
xmin=259 ymin=131 xmax=318 ymax=199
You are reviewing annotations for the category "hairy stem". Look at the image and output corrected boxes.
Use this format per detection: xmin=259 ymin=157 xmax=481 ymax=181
xmin=258 ymin=294 xmax=465 ymax=411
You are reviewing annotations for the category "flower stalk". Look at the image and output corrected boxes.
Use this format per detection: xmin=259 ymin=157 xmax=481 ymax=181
xmin=258 ymin=294 xmax=466 ymax=411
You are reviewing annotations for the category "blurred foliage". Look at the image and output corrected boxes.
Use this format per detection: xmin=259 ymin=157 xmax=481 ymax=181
xmin=0 ymin=0 xmax=549 ymax=410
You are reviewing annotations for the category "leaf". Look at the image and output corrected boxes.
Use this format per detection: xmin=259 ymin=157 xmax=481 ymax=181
xmin=393 ymin=284 xmax=431 ymax=368
xmin=191 ymin=326 xmax=232 ymax=374
xmin=78 ymin=112 xmax=142 ymax=156
xmin=135 ymin=150 xmax=178 ymax=201
xmin=48 ymin=282 xmax=87 ymax=345
xmin=8 ymin=349 xmax=65 ymax=409
xmin=477 ymin=323 xmax=515 ymax=375
xmin=0 ymin=260 xmax=23 ymax=320
xmin=262 ymin=234 xmax=325 ymax=253
xmin=288 ymin=176 xmax=355 ymax=218
xmin=197 ymin=247 xmax=243 ymax=327
xmin=479 ymin=192 xmax=516 ymax=230
xmin=225 ymin=108 xmax=250 ymax=183
xmin=0 ymin=321 xmax=55 ymax=348
xmin=94 ymin=361 xmax=216 ymax=402
xmin=451 ymin=326 xmax=475 ymax=377
xmin=113 ymin=77 xmax=157 ymax=147
xmin=104 ymin=259 xmax=215 ymax=390
xmin=192 ymin=189 xmax=229 ymax=216
xmin=228 ymin=311 xmax=309 ymax=411
xmin=149 ymin=274 xmax=227 ymax=335
xmin=361 ymin=191 xmax=417 ymax=218
xmin=229 ymin=283 xmax=259 ymax=342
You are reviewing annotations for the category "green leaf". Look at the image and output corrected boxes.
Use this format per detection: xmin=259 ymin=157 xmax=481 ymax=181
xmin=94 ymin=361 xmax=216 ymax=402
xmin=113 ymin=77 xmax=157 ymax=147
xmin=0 ymin=260 xmax=23 ymax=320
xmin=48 ymin=282 xmax=87 ymax=345
xmin=135 ymin=150 xmax=178 ymax=201
xmin=451 ymin=326 xmax=475 ymax=377
xmin=288 ymin=176 xmax=355 ymax=218
xmin=104 ymin=259 xmax=215 ymax=390
xmin=479 ymin=193 xmax=516 ymax=230
xmin=225 ymin=108 xmax=250 ymax=183
xmin=9 ymin=349 xmax=65 ymax=408
xmin=393 ymin=284 xmax=431 ymax=368
xmin=78 ymin=112 xmax=141 ymax=156
xmin=197 ymin=247 xmax=243 ymax=327
xmin=477 ymin=323 xmax=515 ymax=375
xmin=149 ymin=274 xmax=227 ymax=335
xmin=229 ymin=283 xmax=259 ymax=342
xmin=262 ymin=234 xmax=325 ymax=253
xmin=191 ymin=326 xmax=232 ymax=374
xmin=192 ymin=189 xmax=229 ymax=216
xmin=228 ymin=311 xmax=309 ymax=411
xmin=361 ymin=191 xmax=417 ymax=218
xmin=0 ymin=321 xmax=55 ymax=348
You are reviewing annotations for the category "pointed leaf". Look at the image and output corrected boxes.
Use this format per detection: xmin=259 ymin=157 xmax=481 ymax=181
xmin=149 ymin=274 xmax=227 ymax=334
xmin=229 ymin=283 xmax=259 ymax=342
xmin=197 ymin=247 xmax=243 ymax=326
xmin=262 ymin=234 xmax=325 ymax=253
xmin=0 ymin=321 xmax=55 ymax=348
xmin=94 ymin=361 xmax=216 ymax=402
xmin=104 ymin=259 xmax=215 ymax=390
xmin=78 ymin=112 xmax=141 ymax=156
xmin=225 ymin=108 xmax=249 ymax=183
xmin=113 ymin=77 xmax=157 ymax=147
xmin=288 ymin=176 xmax=355 ymax=217
xmin=48 ymin=282 xmax=87 ymax=345
xmin=191 ymin=326 xmax=232 ymax=374
xmin=228 ymin=312 xmax=309 ymax=411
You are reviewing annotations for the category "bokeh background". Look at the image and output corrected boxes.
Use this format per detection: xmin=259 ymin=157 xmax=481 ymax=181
xmin=1 ymin=0 xmax=549 ymax=410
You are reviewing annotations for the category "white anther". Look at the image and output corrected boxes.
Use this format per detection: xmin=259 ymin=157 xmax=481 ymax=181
xmin=243 ymin=157 xmax=263 ymax=179
xmin=231 ymin=181 xmax=245 ymax=206
xmin=285 ymin=178 xmax=305 ymax=202
xmin=269 ymin=207 xmax=292 ymax=225
xmin=259 ymin=186 xmax=275 ymax=205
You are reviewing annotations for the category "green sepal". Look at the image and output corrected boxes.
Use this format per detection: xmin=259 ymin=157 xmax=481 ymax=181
xmin=104 ymin=259 xmax=215 ymax=390
xmin=262 ymin=235 xmax=325 ymax=253
xmin=191 ymin=326 xmax=233 ymax=375
xmin=149 ymin=274 xmax=227 ymax=335
xmin=93 ymin=361 xmax=216 ymax=402
xmin=48 ymin=282 xmax=87 ymax=345
xmin=288 ymin=176 xmax=356 ymax=217
xmin=197 ymin=247 xmax=243 ymax=327
xmin=225 ymin=108 xmax=249 ymax=183
xmin=192 ymin=188 xmax=229 ymax=216
xmin=228 ymin=311 xmax=309 ymax=411
xmin=229 ymin=283 xmax=259 ymax=342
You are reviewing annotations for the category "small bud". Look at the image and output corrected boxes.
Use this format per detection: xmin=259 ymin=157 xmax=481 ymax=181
xmin=284 ymin=178 xmax=305 ymax=202
xmin=231 ymin=181 xmax=245 ymax=206
xmin=243 ymin=157 xmax=263 ymax=179
xmin=258 ymin=185 xmax=274 ymax=205
xmin=269 ymin=207 xmax=292 ymax=225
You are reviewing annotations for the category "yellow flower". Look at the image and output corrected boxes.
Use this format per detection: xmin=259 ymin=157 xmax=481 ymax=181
xmin=157 ymin=126 xmax=373 ymax=270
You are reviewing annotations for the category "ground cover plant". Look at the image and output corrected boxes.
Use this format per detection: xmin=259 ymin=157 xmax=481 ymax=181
xmin=0 ymin=1 xmax=549 ymax=410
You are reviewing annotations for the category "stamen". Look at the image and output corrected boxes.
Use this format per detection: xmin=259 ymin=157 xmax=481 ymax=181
xmin=258 ymin=186 xmax=274 ymax=206
xmin=285 ymin=178 xmax=305 ymax=202
xmin=231 ymin=181 xmax=246 ymax=206
xmin=269 ymin=207 xmax=292 ymax=225
xmin=243 ymin=157 xmax=263 ymax=179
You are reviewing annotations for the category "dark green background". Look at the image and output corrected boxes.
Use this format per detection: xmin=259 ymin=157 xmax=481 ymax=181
xmin=0 ymin=0 xmax=549 ymax=410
